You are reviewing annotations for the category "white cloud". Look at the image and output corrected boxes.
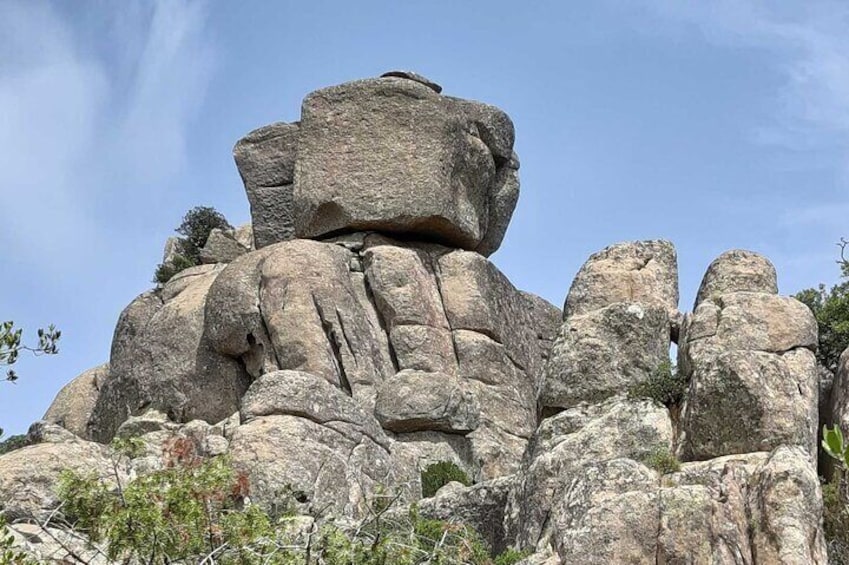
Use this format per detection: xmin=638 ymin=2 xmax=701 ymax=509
xmin=636 ymin=1 xmax=849 ymax=154
xmin=0 ymin=0 xmax=213 ymax=275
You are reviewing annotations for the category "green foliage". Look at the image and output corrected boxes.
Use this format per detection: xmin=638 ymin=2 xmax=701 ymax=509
xmin=153 ymin=253 xmax=196 ymax=284
xmin=796 ymin=282 xmax=849 ymax=372
xmin=153 ymin=205 xmax=232 ymax=284
xmin=795 ymin=238 xmax=849 ymax=371
xmin=822 ymin=425 xmax=849 ymax=562
xmin=823 ymin=479 xmax=849 ymax=564
xmin=59 ymin=436 xmax=260 ymax=563
xmin=627 ymin=361 xmax=687 ymax=407
xmin=642 ymin=447 xmax=681 ymax=475
xmin=176 ymin=206 xmax=232 ymax=264
xmin=0 ymin=515 xmax=36 ymax=565
xmin=0 ymin=434 xmax=29 ymax=456
xmin=50 ymin=436 xmax=520 ymax=564
xmin=0 ymin=321 xmax=60 ymax=383
xmin=420 ymin=461 xmax=472 ymax=498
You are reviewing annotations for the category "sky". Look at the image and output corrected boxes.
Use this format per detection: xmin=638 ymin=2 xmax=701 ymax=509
xmin=2 ymin=1 xmax=849 ymax=435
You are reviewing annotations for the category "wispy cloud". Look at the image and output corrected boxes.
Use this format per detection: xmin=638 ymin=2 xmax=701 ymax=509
xmin=0 ymin=0 xmax=213 ymax=276
xmin=637 ymin=1 xmax=849 ymax=156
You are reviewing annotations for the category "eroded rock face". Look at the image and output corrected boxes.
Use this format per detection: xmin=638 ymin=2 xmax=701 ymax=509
xmin=0 ymin=437 xmax=115 ymax=522
xmin=679 ymin=251 xmax=819 ymax=463
xmin=87 ymin=264 xmax=251 ymax=442
xmin=539 ymin=303 xmax=670 ymax=411
xmin=505 ymin=396 xmax=674 ymax=551
xmin=563 ymin=239 xmax=679 ymax=319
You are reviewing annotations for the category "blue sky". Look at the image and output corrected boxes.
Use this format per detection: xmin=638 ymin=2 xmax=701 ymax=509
xmin=2 ymin=1 xmax=848 ymax=435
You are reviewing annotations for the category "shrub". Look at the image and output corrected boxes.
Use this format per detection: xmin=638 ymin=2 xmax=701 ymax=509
xmin=823 ymin=479 xmax=849 ymax=564
xmin=821 ymin=425 xmax=849 ymax=563
xmin=628 ymin=361 xmax=687 ymax=407
xmin=50 ymin=435 xmax=526 ymax=564
xmin=153 ymin=253 xmax=196 ymax=284
xmin=176 ymin=206 xmax=233 ymax=264
xmin=642 ymin=447 xmax=681 ymax=475
xmin=420 ymin=461 xmax=471 ymax=498
xmin=152 ymin=206 xmax=231 ymax=284
xmin=494 ymin=548 xmax=532 ymax=565
xmin=795 ymin=238 xmax=849 ymax=372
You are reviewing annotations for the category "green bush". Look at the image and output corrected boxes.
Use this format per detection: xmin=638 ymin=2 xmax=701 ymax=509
xmin=628 ymin=361 xmax=687 ymax=407
xmin=153 ymin=253 xmax=196 ymax=284
xmin=823 ymin=480 xmax=849 ymax=564
xmin=821 ymin=425 xmax=849 ymax=563
xmin=153 ymin=206 xmax=231 ymax=284
xmin=420 ymin=461 xmax=471 ymax=498
xmin=795 ymin=239 xmax=849 ymax=372
xmin=49 ymin=436 xmax=521 ymax=564
xmin=642 ymin=447 xmax=681 ymax=475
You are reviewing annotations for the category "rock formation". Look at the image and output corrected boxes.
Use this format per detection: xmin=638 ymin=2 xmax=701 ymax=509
xmin=2 ymin=72 xmax=831 ymax=564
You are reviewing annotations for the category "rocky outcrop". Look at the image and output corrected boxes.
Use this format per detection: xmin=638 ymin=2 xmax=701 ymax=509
xmin=199 ymin=228 xmax=248 ymax=264
xmin=17 ymin=74 xmax=832 ymax=565
xmin=678 ymin=251 xmax=819 ymax=462
xmin=539 ymin=240 xmax=676 ymax=414
xmin=0 ymin=432 xmax=115 ymax=522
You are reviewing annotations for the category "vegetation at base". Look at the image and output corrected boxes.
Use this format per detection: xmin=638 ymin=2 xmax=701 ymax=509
xmin=153 ymin=206 xmax=232 ymax=284
xmin=420 ymin=461 xmax=472 ymax=498
xmin=627 ymin=361 xmax=687 ymax=408
xmin=821 ymin=425 xmax=849 ymax=563
xmin=44 ymin=436 xmax=526 ymax=564
xmin=642 ymin=447 xmax=681 ymax=475
xmin=795 ymin=238 xmax=849 ymax=372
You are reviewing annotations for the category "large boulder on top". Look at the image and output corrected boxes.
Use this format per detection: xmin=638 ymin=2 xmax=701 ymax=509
xmin=292 ymin=74 xmax=518 ymax=255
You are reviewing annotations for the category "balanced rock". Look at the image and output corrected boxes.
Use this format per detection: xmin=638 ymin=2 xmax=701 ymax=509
xmin=291 ymin=75 xmax=517 ymax=255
